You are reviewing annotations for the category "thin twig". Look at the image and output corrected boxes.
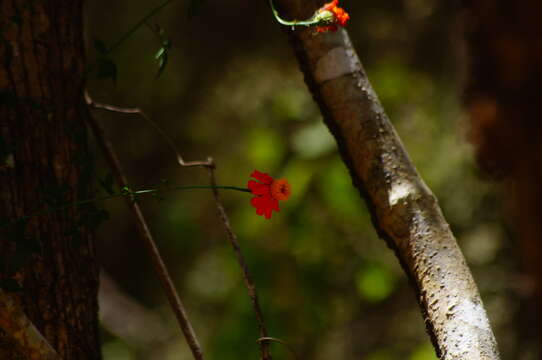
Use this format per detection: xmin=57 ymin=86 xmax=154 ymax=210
xmin=0 ymin=185 xmax=250 ymax=230
xmin=207 ymin=165 xmax=272 ymax=360
xmin=269 ymin=0 xmax=320 ymax=27
xmin=85 ymin=100 xmax=205 ymax=360
xmin=86 ymin=91 xmax=274 ymax=360
xmin=85 ymin=92 xmax=212 ymax=168
xmin=0 ymin=291 xmax=61 ymax=360
xmin=257 ymin=337 xmax=299 ymax=360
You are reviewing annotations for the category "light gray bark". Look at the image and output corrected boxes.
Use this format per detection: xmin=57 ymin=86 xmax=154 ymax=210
xmin=278 ymin=1 xmax=501 ymax=358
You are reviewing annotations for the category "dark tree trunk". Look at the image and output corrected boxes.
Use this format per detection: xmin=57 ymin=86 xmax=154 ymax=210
xmin=0 ymin=1 xmax=101 ymax=359
xmin=463 ymin=1 xmax=542 ymax=358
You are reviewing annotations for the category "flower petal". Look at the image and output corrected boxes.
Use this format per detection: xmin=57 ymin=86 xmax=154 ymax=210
xmin=272 ymin=198 xmax=280 ymax=212
xmin=250 ymin=195 xmax=280 ymax=219
xmin=248 ymin=180 xmax=270 ymax=195
xmin=250 ymin=170 xmax=274 ymax=185
xmin=323 ymin=0 xmax=339 ymax=11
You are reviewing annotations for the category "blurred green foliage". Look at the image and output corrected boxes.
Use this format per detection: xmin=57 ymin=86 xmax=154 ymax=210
xmin=356 ymin=264 xmax=396 ymax=303
xmin=84 ymin=0 xmax=515 ymax=359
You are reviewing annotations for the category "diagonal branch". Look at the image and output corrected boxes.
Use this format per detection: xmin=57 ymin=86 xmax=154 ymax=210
xmin=85 ymin=92 xmax=212 ymax=168
xmin=0 ymin=291 xmax=61 ymax=360
xmin=207 ymin=165 xmax=272 ymax=360
xmin=275 ymin=1 xmax=501 ymax=359
xmin=85 ymin=97 xmax=205 ymax=360
xmin=86 ymin=92 xmax=274 ymax=360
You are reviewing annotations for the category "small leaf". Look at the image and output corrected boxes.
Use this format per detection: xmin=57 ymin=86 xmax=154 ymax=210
xmin=155 ymin=52 xmax=168 ymax=79
xmin=154 ymin=38 xmax=171 ymax=79
xmin=155 ymin=47 xmax=166 ymax=60
xmin=93 ymin=38 xmax=109 ymax=55
xmin=0 ymin=278 xmax=22 ymax=292
xmin=96 ymin=58 xmax=118 ymax=84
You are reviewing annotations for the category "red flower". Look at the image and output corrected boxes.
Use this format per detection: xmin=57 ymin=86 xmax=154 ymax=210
xmin=248 ymin=170 xmax=291 ymax=219
xmin=316 ymin=0 xmax=350 ymax=33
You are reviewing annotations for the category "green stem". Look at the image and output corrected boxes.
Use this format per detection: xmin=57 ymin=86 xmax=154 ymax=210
xmin=132 ymin=185 xmax=250 ymax=195
xmin=1 ymin=185 xmax=250 ymax=229
xmin=107 ymin=0 xmax=176 ymax=54
xmin=269 ymin=0 xmax=322 ymax=27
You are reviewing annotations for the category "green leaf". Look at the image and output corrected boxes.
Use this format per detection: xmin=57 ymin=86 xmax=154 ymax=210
xmin=0 ymin=278 xmax=22 ymax=292
xmin=96 ymin=58 xmax=117 ymax=84
xmin=155 ymin=52 xmax=168 ymax=79
xmin=155 ymin=47 xmax=166 ymax=60
xmin=154 ymin=38 xmax=171 ymax=79
xmin=93 ymin=38 xmax=109 ymax=55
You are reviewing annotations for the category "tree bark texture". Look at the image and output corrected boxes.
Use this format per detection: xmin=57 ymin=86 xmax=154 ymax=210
xmin=0 ymin=1 xmax=101 ymax=359
xmin=462 ymin=1 xmax=542 ymax=357
xmin=276 ymin=1 xmax=501 ymax=359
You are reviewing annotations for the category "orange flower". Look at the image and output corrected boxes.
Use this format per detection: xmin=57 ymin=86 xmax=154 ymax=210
xmin=248 ymin=170 xmax=291 ymax=219
xmin=316 ymin=0 xmax=350 ymax=33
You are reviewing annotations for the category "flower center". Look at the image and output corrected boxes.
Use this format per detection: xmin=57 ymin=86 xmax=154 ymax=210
xmin=271 ymin=179 xmax=291 ymax=201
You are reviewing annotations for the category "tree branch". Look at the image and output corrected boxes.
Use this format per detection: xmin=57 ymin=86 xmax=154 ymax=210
xmin=85 ymin=93 xmax=212 ymax=168
xmin=86 ymin=92 xmax=274 ymax=360
xmin=85 ymin=96 xmax=205 ymax=360
xmin=207 ymin=165 xmax=272 ymax=360
xmin=276 ymin=1 xmax=501 ymax=359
